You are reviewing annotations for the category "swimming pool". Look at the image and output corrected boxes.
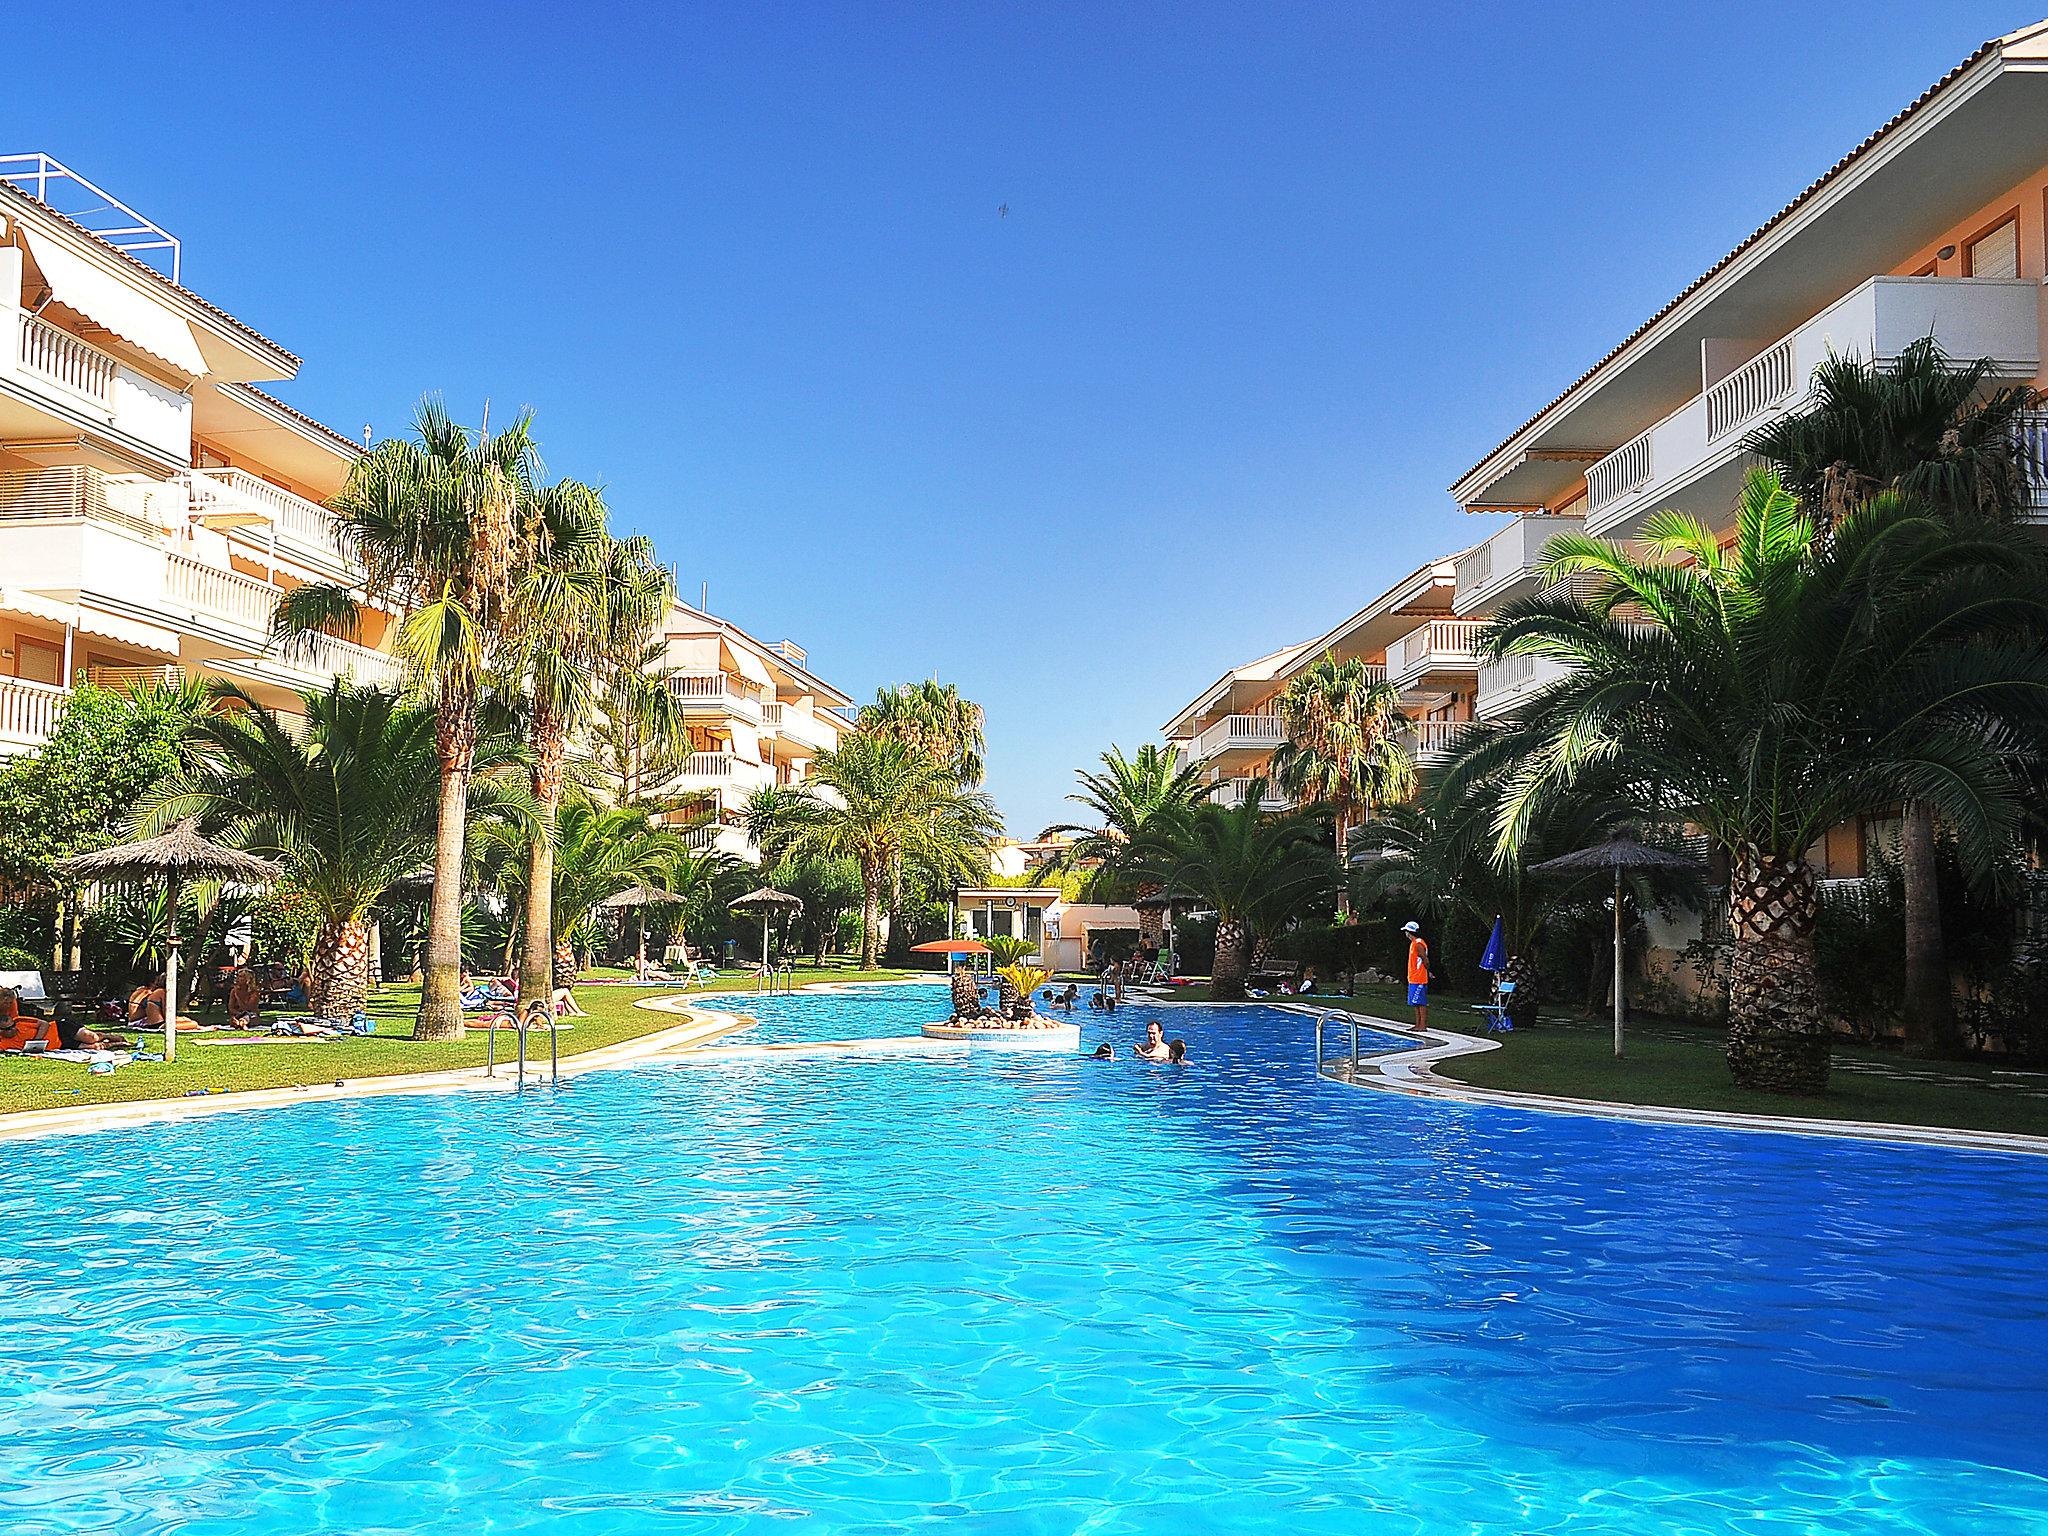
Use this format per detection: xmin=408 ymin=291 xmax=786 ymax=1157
xmin=5 ymin=983 xmax=2044 ymax=1533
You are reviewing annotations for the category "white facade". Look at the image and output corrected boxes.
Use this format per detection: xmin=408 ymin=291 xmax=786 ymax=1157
xmin=0 ymin=156 xmax=391 ymax=754
xmin=647 ymin=604 xmax=854 ymax=863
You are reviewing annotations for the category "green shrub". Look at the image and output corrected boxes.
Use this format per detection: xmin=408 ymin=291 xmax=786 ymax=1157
xmin=0 ymin=945 xmax=40 ymax=970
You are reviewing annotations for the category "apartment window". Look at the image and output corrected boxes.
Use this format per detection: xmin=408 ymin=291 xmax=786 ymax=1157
xmin=15 ymin=637 xmax=61 ymax=685
xmin=1967 ymin=218 xmax=2019 ymax=279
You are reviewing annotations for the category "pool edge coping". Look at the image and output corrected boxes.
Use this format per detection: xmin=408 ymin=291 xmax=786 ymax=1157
xmin=1269 ymin=1001 xmax=2048 ymax=1157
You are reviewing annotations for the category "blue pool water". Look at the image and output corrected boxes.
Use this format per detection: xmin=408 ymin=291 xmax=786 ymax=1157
xmin=5 ymin=983 xmax=2045 ymax=1533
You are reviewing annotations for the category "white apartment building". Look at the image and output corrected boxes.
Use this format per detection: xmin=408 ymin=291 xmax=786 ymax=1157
xmin=648 ymin=601 xmax=854 ymax=862
xmin=1166 ymin=20 xmax=2048 ymax=884
xmin=0 ymin=155 xmax=394 ymax=754
xmin=1437 ymin=18 xmax=2048 ymax=873
xmin=1161 ymin=552 xmax=1469 ymax=796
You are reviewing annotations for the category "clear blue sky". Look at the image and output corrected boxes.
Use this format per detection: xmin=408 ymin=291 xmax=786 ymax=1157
xmin=15 ymin=2 xmax=2031 ymax=833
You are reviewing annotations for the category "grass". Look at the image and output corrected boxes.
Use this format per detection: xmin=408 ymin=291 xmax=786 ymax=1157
xmin=0 ymin=964 xmax=915 ymax=1118
xmin=1147 ymin=979 xmax=2048 ymax=1138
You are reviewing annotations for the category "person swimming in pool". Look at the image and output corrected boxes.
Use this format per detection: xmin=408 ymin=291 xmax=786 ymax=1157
xmin=1134 ymin=1020 xmax=1171 ymax=1062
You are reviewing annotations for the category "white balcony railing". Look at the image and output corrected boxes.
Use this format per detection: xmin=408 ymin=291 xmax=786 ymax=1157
xmin=1475 ymin=650 xmax=1579 ymax=720
xmin=1389 ymin=620 xmax=1485 ymax=689
xmin=2018 ymin=411 xmax=2048 ymax=522
xmin=665 ymin=672 xmax=765 ymax=720
xmin=1583 ymin=276 xmax=2041 ymax=534
xmin=0 ymin=464 xmax=168 ymax=540
xmin=286 ymin=631 xmax=405 ymax=690
xmin=1399 ymin=718 xmax=1464 ymax=762
xmin=1703 ymin=337 xmax=1795 ymax=442
xmin=1453 ymin=515 xmax=1585 ymax=615
xmin=166 ymin=552 xmax=280 ymax=633
xmin=1191 ymin=711 xmax=1287 ymax=758
xmin=16 ymin=312 xmax=117 ymax=408
xmin=0 ymin=675 xmax=66 ymax=752
xmin=185 ymin=468 xmax=346 ymax=566
xmin=1212 ymin=777 xmax=1293 ymax=811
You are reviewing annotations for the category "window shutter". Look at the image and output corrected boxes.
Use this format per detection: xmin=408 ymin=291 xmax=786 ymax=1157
xmin=1969 ymin=220 xmax=2019 ymax=279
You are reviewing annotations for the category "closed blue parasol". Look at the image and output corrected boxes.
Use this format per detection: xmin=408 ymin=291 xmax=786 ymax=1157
xmin=1479 ymin=915 xmax=1506 ymax=973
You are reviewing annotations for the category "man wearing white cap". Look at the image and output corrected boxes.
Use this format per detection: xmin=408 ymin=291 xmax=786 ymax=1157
xmin=1402 ymin=920 xmax=1430 ymax=1029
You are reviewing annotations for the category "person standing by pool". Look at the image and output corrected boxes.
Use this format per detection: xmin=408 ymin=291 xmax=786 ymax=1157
xmin=1403 ymin=920 xmax=1430 ymax=1029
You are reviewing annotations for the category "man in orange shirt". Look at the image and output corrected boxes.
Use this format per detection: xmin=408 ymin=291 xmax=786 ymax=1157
xmin=1402 ymin=920 xmax=1430 ymax=1029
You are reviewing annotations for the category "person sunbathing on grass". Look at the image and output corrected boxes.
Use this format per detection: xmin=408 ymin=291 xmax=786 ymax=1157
xmin=53 ymin=1003 xmax=129 ymax=1052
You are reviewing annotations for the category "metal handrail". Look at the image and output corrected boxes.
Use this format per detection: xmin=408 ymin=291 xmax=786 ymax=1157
xmin=483 ymin=999 xmax=560 ymax=1087
xmin=1312 ymin=1010 xmax=1360 ymax=1077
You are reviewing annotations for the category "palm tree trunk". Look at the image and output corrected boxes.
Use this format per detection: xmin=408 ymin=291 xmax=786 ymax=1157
xmin=310 ymin=917 xmax=370 ymax=1019
xmin=860 ymin=858 xmax=883 ymax=969
xmin=417 ymin=705 xmax=475 ymax=1041
xmin=520 ymin=721 xmax=567 ymax=1011
xmin=1899 ymin=802 xmax=1957 ymax=1058
xmin=1212 ymin=917 xmax=1250 ymax=1001
xmin=1136 ymin=882 xmax=1164 ymax=949
xmin=1724 ymin=847 xmax=1830 ymax=1094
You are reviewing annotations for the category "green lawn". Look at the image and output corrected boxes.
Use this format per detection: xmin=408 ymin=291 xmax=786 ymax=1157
xmin=0 ymin=965 xmax=915 ymax=1118
xmin=1147 ymin=979 xmax=2048 ymax=1138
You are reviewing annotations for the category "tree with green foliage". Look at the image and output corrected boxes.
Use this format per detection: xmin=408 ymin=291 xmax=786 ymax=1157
xmin=274 ymin=396 xmax=541 ymax=1039
xmin=1746 ymin=337 xmax=2047 ymax=1056
xmin=0 ymin=676 xmax=208 ymax=967
xmin=784 ymin=734 xmax=1001 ymax=968
xmin=1270 ymin=654 xmax=1413 ymax=877
xmin=1041 ymin=743 xmax=1212 ymax=950
xmin=858 ymin=680 xmax=987 ymax=787
xmin=147 ymin=682 xmax=531 ymax=1017
xmin=504 ymin=485 xmax=676 ymax=1010
xmin=1127 ymin=784 xmax=1336 ymax=1000
xmin=1479 ymin=469 xmax=2048 ymax=1093
xmin=767 ymin=852 xmax=864 ymax=963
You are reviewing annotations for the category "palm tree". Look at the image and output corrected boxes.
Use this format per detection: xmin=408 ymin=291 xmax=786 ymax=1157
xmin=274 ymin=397 xmax=541 ymax=1039
xmin=147 ymin=682 xmax=529 ymax=1017
xmin=740 ymin=784 xmax=824 ymax=865
xmin=482 ymin=793 xmax=690 ymax=986
xmin=1269 ymin=653 xmax=1415 ymax=875
xmin=859 ymin=680 xmax=987 ymax=786
xmin=1746 ymin=338 xmax=2046 ymax=1056
xmin=1480 ymin=469 xmax=2048 ymax=1093
xmin=784 ymin=734 xmax=1001 ymax=968
xmin=1747 ymin=336 xmax=2040 ymax=532
xmin=1040 ymin=744 xmax=1212 ymax=951
xmin=1128 ymin=785 xmax=1336 ymax=1000
xmin=506 ymin=487 xmax=675 ymax=1010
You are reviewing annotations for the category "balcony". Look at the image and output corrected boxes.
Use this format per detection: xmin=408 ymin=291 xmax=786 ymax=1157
xmin=1388 ymin=620 xmax=1484 ymax=691
xmin=184 ymin=468 xmax=351 ymax=577
xmin=1474 ymin=650 xmax=1577 ymax=721
xmin=1452 ymin=515 xmax=1584 ymax=615
xmin=664 ymin=751 xmax=773 ymax=795
xmin=1583 ymin=276 xmax=2041 ymax=539
xmin=1 ymin=310 xmax=190 ymax=461
xmin=1211 ymin=777 xmax=1293 ymax=812
xmin=0 ymin=675 xmax=66 ymax=754
xmin=2017 ymin=411 xmax=2048 ymax=523
xmin=665 ymin=672 xmax=765 ymax=722
xmin=1397 ymin=718 xmax=1465 ymax=767
xmin=761 ymin=700 xmax=840 ymax=753
xmin=1190 ymin=711 xmax=1287 ymax=762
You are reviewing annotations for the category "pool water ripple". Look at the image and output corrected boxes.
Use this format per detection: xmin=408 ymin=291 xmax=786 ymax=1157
xmin=2 ymin=984 xmax=2044 ymax=1533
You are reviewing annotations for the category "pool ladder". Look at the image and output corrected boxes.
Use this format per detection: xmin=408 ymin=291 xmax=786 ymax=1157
xmin=484 ymin=999 xmax=560 ymax=1088
xmin=1313 ymin=1011 xmax=1364 ymax=1079
xmin=756 ymin=960 xmax=796 ymax=995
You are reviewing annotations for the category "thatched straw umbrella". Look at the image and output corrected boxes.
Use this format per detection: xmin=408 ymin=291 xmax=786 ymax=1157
xmin=1530 ymin=832 xmax=1702 ymax=1059
xmin=728 ymin=887 xmax=804 ymax=991
xmin=599 ymin=885 xmax=689 ymax=975
xmin=62 ymin=821 xmax=283 ymax=1062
